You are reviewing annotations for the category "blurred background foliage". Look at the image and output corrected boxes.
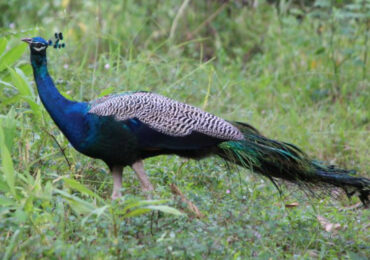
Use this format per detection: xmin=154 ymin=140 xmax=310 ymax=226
xmin=0 ymin=0 xmax=369 ymax=258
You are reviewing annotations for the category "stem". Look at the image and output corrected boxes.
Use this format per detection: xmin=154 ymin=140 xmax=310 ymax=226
xmin=42 ymin=128 xmax=71 ymax=169
xmin=169 ymin=0 xmax=191 ymax=41
xmin=362 ymin=8 xmax=369 ymax=81
xmin=188 ymin=1 xmax=230 ymax=39
xmin=329 ymin=3 xmax=339 ymax=98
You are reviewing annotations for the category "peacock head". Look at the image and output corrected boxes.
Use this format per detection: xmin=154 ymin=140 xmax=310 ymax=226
xmin=22 ymin=33 xmax=65 ymax=55
xmin=22 ymin=37 xmax=50 ymax=55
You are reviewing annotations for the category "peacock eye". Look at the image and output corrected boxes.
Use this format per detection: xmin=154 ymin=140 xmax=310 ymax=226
xmin=35 ymin=43 xmax=43 ymax=48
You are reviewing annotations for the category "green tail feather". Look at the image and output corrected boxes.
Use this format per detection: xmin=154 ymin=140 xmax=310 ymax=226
xmin=217 ymin=122 xmax=370 ymax=205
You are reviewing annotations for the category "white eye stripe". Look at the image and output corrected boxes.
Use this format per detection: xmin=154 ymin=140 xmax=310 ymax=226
xmin=33 ymin=45 xmax=46 ymax=52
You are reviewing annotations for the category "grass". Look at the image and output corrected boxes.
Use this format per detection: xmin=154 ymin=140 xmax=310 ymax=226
xmin=0 ymin=0 xmax=369 ymax=259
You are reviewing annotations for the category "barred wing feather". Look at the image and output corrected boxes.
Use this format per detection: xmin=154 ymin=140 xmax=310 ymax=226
xmin=88 ymin=92 xmax=244 ymax=141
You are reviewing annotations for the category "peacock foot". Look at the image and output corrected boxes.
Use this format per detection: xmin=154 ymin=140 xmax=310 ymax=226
xmin=111 ymin=190 xmax=122 ymax=200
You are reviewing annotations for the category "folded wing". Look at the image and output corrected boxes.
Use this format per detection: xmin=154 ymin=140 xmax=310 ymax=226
xmin=88 ymin=92 xmax=244 ymax=141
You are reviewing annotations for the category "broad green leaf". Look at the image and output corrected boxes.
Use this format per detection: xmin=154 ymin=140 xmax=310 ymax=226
xmin=0 ymin=195 xmax=14 ymax=206
xmin=117 ymin=202 xmax=182 ymax=218
xmin=0 ymin=109 xmax=17 ymax=151
xmin=145 ymin=205 xmax=183 ymax=216
xmin=120 ymin=199 xmax=169 ymax=213
xmin=81 ymin=205 xmax=110 ymax=225
xmin=18 ymin=63 xmax=33 ymax=76
xmin=0 ymin=43 xmax=27 ymax=72
xmin=0 ymin=80 xmax=15 ymax=89
xmin=7 ymin=68 xmax=41 ymax=119
xmin=123 ymin=208 xmax=152 ymax=218
xmin=0 ymin=127 xmax=16 ymax=196
xmin=15 ymin=68 xmax=34 ymax=94
xmin=22 ymin=96 xmax=42 ymax=120
xmin=63 ymin=177 xmax=104 ymax=203
xmin=98 ymin=87 xmax=114 ymax=97
xmin=1 ymin=94 xmax=21 ymax=106
xmin=24 ymin=196 xmax=34 ymax=213
xmin=0 ymin=38 xmax=7 ymax=56
xmin=9 ymin=67 xmax=34 ymax=97
xmin=55 ymin=189 xmax=96 ymax=215
xmin=0 ymin=178 xmax=10 ymax=192
xmin=65 ymin=198 xmax=95 ymax=215
xmin=315 ymin=47 xmax=325 ymax=55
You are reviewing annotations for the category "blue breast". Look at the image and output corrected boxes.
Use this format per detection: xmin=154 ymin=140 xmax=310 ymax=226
xmin=74 ymin=112 xmax=139 ymax=166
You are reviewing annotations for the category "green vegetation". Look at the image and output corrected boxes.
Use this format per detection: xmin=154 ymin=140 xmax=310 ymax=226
xmin=0 ymin=0 xmax=369 ymax=258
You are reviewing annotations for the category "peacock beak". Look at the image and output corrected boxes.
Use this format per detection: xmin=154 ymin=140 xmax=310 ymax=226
xmin=21 ymin=38 xmax=33 ymax=45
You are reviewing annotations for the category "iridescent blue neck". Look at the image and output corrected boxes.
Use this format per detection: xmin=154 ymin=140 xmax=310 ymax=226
xmin=31 ymin=53 xmax=74 ymax=112
xmin=31 ymin=51 xmax=89 ymax=150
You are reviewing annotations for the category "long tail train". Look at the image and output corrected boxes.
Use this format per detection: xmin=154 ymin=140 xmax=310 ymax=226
xmin=217 ymin=122 xmax=370 ymax=205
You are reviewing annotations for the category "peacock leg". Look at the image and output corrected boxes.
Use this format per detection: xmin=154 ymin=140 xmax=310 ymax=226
xmin=111 ymin=165 xmax=123 ymax=200
xmin=131 ymin=160 xmax=154 ymax=196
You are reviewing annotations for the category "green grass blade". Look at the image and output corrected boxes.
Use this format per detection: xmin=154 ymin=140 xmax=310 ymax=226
xmin=0 ymin=109 xmax=17 ymax=151
xmin=0 ymin=127 xmax=16 ymax=196
xmin=3 ymin=229 xmax=21 ymax=260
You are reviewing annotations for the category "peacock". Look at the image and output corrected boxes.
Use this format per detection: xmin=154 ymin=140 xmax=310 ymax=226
xmin=22 ymin=35 xmax=369 ymax=205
